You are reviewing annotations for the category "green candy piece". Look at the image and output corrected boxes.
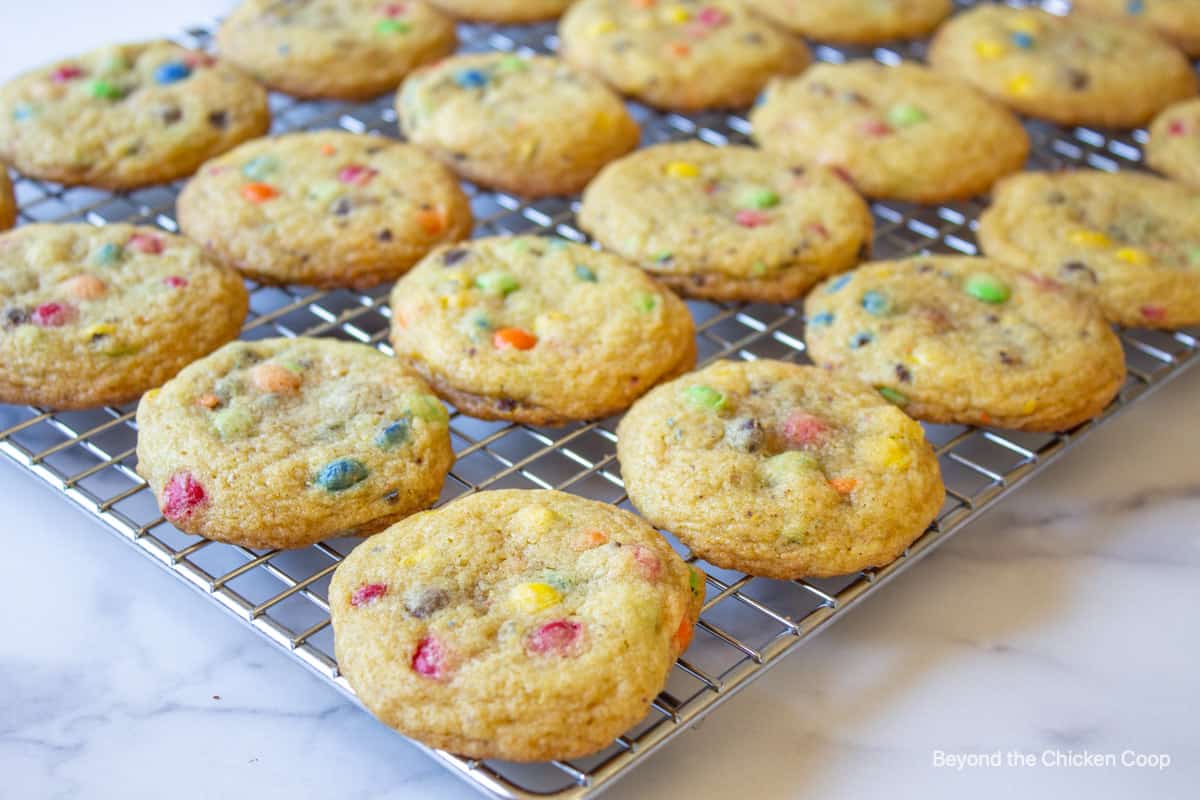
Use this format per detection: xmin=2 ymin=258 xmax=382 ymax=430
xmin=307 ymin=180 xmax=342 ymax=204
xmin=683 ymin=384 xmax=725 ymax=411
xmin=965 ymin=273 xmax=1011 ymax=304
xmin=762 ymin=451 xmax=820 ymax=482
xmin=540 ymin=569 xmax=573 ymax=592
xmin=887 ymin=104 xmax=928 ymax=127
xmin=688 ymin=566 xmax=702 ymax=597
xmin=88 ymin=79 xmax=124 ymax=100
xmin=94 ymin=243 xmax=123 ymax=266
xmin=407 ymin=393 xmax=449 ymax=424
xmin=635 ymin=292 xmax=659 ymax=313
xmin=213 ymin=405 xmax=254 ymax=440
xmin=1188 ymin=247 xmax=1200 ymax=266
xmin=878 ymin=387 xmax=909 ymax=406
xmin=315 ymin=458 xmax=369 ymax=492
xmin=242 ymin=154 xmax=280 ymax=181
xmin=737 ymin=187 xmax=780 ymax=210
xmin=575 ymin=264 xmax=598 ymax=282
xmin=653 ymin=251 xmax=673 ymax=263
xmin=374 ymin=19 xmax=411 ymax=34
xmin=497 ymin=55 xmax=529 ymax=72
xmin=475 ymin=270 xmax=520 ymax=295
xmin=751 ymin=261 xmax=768 ymax=276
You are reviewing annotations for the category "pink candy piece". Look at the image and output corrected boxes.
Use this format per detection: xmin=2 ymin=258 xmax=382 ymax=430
xmin=382 ymin=2 xmax=408 ymax=16
xmin=163 ymin=276 xmax=188 ymax=289
xmin=338 ymin=164 xmax=379 ymax=186
xmin=630 ymin=544 xmax=662 ymax=581
xmin=782 ymin=410 xmax=829 ymax=448
xmin=734 ymin=210 xmax=770 ymax=228
xmin=805 ymin=222 xmax=829 ymax=239
xmin=1141 ymin=305 xmax=1167 ymax=322
xmin=51 ymin=65 xmax=84 ymax=83
xmin=162 ymin=472 xmax=206 ymax=522
xmin=1168 ymin=120 xmax=1187 ymax=136
xmin=412 ymin=635 xmax=447 ymax=679
xmin=31 ymin=302 xmax=77 ymax=328
xmin=351 ymin=583 xmax=387 ymax=607
xmin=697 ymin=7 xmax=730 ymax=26
xmin=859 ymin=119 xmax=893 ymax=137
xmin=128 ymin=233 xmax=164 ymax=254
xmin=526 ymin=620 xmax=583 ymax=656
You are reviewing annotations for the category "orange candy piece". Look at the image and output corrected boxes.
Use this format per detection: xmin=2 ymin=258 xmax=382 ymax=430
xmin=572 ymin=529 xmax=608 ymax=551
xmin=416 ymin=207 xmax=446 ymax=235
xmin=64 ymin=274 xmax=107 ymax=300
xmin=196 ymin=393 xmax=221 ymax=409
xmin=493 ymin=327 xmax=537 ymax=350
xmin=251 ymin=363 xmax=302 ymax=394
xmin=241 ymin=182 xmax=279 ymax=203
xmin=667 ymin=41 xmax=690 ymax=57
xmin=828 ymin=477 xmax=857 ymax=495
xmin=672 ymin=614 xmax=695 ymax=652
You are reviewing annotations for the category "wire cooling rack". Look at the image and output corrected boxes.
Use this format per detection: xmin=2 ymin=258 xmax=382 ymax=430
xmin=2 ymin=3 xmax=1198 ymax=798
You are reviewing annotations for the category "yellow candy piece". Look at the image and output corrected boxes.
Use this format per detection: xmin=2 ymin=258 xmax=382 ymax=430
xmin=144 ymin=388 xmax=160 ymax=402
xmin=81 ymin=323 xmax=117 ymax=342
xmin=1007 ymin=14 xmax=1043 ymax=35
xmin=513 ymin=503 xmax=560 ymax=534
xmin=588 ymin=19 xmax=616 ymax=35
xmin=665 ymin=161 xmax=700 ymax=178
xmin=1114 ymin=247 xmax=1150 ymax=266
xmin=911 ymin=343 xmax=946 ymax=368
xmin=973 ymin=39 xmax=1007 ymax=60
xmin=1022 ymin=398 xmax=1038 ymax=415
xmin=509 ymin=582 xmax=563 ymax=614
xmin=401 ymin=545 xmax=433 ymax=568
xmin=1068 ymin=229 xmax=1112 ymax=248
xmin=874 ymin=438 xmax=913 ymax=471
xmin=663 ymin=5 xmax=690 ymax=23
xmin=1005 ymin=73 xmax=1034 ymax=95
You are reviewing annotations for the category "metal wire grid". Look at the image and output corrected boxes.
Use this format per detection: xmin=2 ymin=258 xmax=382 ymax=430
xmin=3 ymin=4 xmax=1199 ymax=798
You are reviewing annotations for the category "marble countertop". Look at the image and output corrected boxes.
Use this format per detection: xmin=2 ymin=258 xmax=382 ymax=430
xmin=3 ymin=5 xmax=1198 ymax=798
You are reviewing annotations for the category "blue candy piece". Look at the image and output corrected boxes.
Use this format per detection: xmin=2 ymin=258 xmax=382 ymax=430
xmin=375 ymin=418 xmax=411 ymax=450
xmin=826 ymin=273 xmax=852 ymax=294
xmin=809 ymin=311 xmax=834 ymax=327
xmin=94 ymin=242 xmax=123 ymax=266
xmin=454 ymin=69 xmax=488 ymax=89
xmin=154 ymin=61 xmax=192 ymax=85
xmin=1127 ymin=0 xmax=1144 ymax=13
xmin=861 ymin=290 xmax=890 ymax=316
xmin=1010 ymin=32 xmax=1034 ymax=49
xmin=849 ymin=331 xmax=874 ymax=349
xmin=315 ymin=458 xmax=369 ymax=492
xmin=12 ymin=104 xmax=34 ymax=121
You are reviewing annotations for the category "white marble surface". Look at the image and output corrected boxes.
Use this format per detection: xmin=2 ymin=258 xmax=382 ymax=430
xmin=3 ymin=5 xmax=1200 ymax=799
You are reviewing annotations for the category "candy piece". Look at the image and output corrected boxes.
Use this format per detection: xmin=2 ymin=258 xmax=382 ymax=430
xmin=242 ymin=182 xmax=279 ymax=203
xmin=94 ymin=243 xmax=123 ymax=265
xmin=81 ymin=323 xmax=116 ymax=343
xmin=454 ymin=69 xmax=488 ymax=89
xmin=1010 ymin=32 xmax=1035 ymax=49
xmin=859 ymin=119 xmax=893 ymax=137
xmin=510 ymin=582 xmax=563 ymax=613
xmin=497 ymin=55 xmax=528 ymax=72
xmin=1141 ymin=305 xmax=1167 ymax=322
xmin=31 ymin=302 xmax=77 ymax=327
xmin=697 ymin=6 xmax=730 ymax=27
xmin=826 ymin=274 xmax=851 ymax=293
xmin=475 ymin=270 xmax=519 ymax=295
xmin=162 ymin=471 xmax=206 ymax=522
xmin=781 ymin=410 xmax=829 ymax=448
xmin=375 ymin=19 xmax=411 ymax=34
xmin=526 ymin=620 xmax=583 ymax=656
xmin=688 ymin=566 xmax=703 ymax=598
xmin=411 ymin=635 xmax=448 ymax=679
xmin=197 ymin=393 xmax=221 ymax=409
xmin=887 ymin=104 xmax=928 ymax=127
xmin=251 ymin=362 xmax=302 ymax=394
xmin=849 ymin=331 xmax=874 ymax=349
xmin=973 ymin=39 xmax=1006 ymax=60
xmin=3 ymin=308 xmax=29 ymax=328
xmin=630 ymin=544 xmax=662 ymax=580
xmin=376 ymin=418 xmax=411 ymax=449
xmin=874 ymin=437 xmax=912 ymax=470
xmin=154 ymin=61 xmax=191 ymax=85
xmin=351 ymin=583 xmax=387 ymax=607
xmin=128 ymin=233 xmax=164 ymax=254
xmin=1168 ymin=119 xmax=1187 ymax=136
xmin=338 ymin=164 xmax=379 ymax=186
xmin=163 ymin=275 xmax=188 ymax=288
xmin=415 ymin=207 xmax=446 ymax=235
xmin=315 ymin=458 xmax=369 ymax=492
xmin=737 ymin=187 xmax=780 ymax=209
xmin=442 ymin=248 xmax=469 ymax=267
xmin=635 ymin=292 xmax=659 ymax=313
xmin=1068 ymin=229 xmax=1111 ymax=248
xmin=734 ymin=210 xmax=770 ymax=228
xmin=407 ymin=393 xmax=449 ymax=423
xmin=965 ymin=273 xmax=1011 ymax=304
xmin=493 ymin=327 xmax=537 ymax=350
xmin=573 ymin=529 xmax=608 ymax=551
xmin=667 ymin=42 xmax=691 ymax=57
xmin=1127 ymin=0 xmax=1144 ymax=12
xmin=64 ymin=274 xmax=106 ymax=301
xmin=762 ymin=451 xmax=819 ymax=482
xmin=829 ymin=477 xmax=858 ymax=495
xmin=1114 ymin=248 xmax=1150 ymax=266
xmin=212 ymin=405 xmax=254 ymax=439
xmin=672 ymin=614 xmax=694 ymax=652
xmin=87 ymin=79 xmax=124 ymax=100
xmin=665 ymin=161 xmax=699 ymax=178
xmin=683 ymin=384 xmax=725 ymax=411
xmin=588 ymin=19 xmax=617 ymax=35
xmin=405 ymin=587 xmax=449 ymax=618
xmin=51 ymin=65 xmax=85 ymax=83
xmin=241 ymin=154 xmax=279 ymax=181
xmin=1005 ymin=74 xmax=1033 ymax=96
xmin=878 ymin=386 xmax=908 ymax=406
xmin=861 ymin=290 xmax=890 ymax=316
xmin=574 ymin=264 xmax=598 ymax=282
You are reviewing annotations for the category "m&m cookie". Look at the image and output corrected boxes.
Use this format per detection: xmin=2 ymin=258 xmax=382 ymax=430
xmin=744 ymin=0 xmax=952 ymax=44
xmin=1074 ymin=0 xmax=1200 ymax=57
xmin=427 ymin=0 xmax=575 ymax=22
xmin=1146 ymin=97 xmax=1200 ymax=188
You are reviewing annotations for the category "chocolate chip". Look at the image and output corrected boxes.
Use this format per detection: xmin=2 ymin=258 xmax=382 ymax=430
xmin=790 ymin=166 xmax=806 ymax=177
xmin=1046 ymin=190 xmax=1066 ymax=205
xmin=442 ymin=248 xmax=469 ymax=266
xmin=1065 ymin=69 xmax=1090 ymax=91
xmin=496 ymin=398 xmax=516 ymax=411
xmin=376 ymin=228 xmax=393 ymax=242
xmin=160 ymin=106 xmax=182 ymax=125
xmin=331 ymin=197 xmax=353 ymax=216
xmin=207 ymin=110 xmax=228 ymax=129
xmin=895 ymin=364 xmax=912 ymax=383
xmin=999 ymin=350 xmax=1019 ymax=366
xmin=3 ymin=307 xmax=28 ymax=328
xmin=405 ymin=588 xmax=450 ymax=619
xmin=1062 ymin=260 xmax=1098 ymax=283
xmin=743 ymin=32 xmax=764 ymax=45
xmin=381 ymin=489 xmax=399 ymax=504
xmin=985 ymin=313 xmax=1000 ymax=324
xmin=917 ymin=263 xmax=935 ymax=273
xmin=840 ymin=90 xmax=869 ymax=106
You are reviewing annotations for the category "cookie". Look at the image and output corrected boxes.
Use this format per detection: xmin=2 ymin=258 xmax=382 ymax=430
xmin=389 ymin=236 xmax=697 ymax=425
xmin=578 ymin=141 xmax=872 ymax=302
xmin=558 ymin=0 xmax=811 ymax=111
xmin=750 ymin=60 xmax=1029 ymax=203
xmin=397 ymin=53 xmax=639 ymax=198
xmin=1146 ymin=97 xmax=1200 ymax=188
xmin=617 ymin=359 xmax=944 ymax=579
xmin=978 ymin=170 xmax=1200 ymax=330
xmin=0 ymin=41 xmax=270 ymax=190
xmin=803 ymin=256 xmax=1127 ymax=431
xmin=1074 ymin=0 xmax=1200 ymax=56
xmin=0 ymin=224 xmax=247 ymax=410
xmin=427 ymin=0 xmax=574 ymax=21
xmin=136 ymin=337 xmax=454 ymax=550
xmin=927 ymin=5 xmax=1197 ymax=128
xmin=0 ymin=170 xmax=14 ymax=231
xmin=330 ymin=488 xmax=703 ymax=761
xmin=177 ymin=131 xmax=473 ymax=289
xmin=217 ymin=0 xmax=457 ymax=100
xmin=743 ymin=0 xmax=952 ymax=44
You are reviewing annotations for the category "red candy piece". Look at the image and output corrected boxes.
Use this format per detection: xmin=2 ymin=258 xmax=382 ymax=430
xmin=734 ymin=209 xmax=770 ymax=228
xmin=1168 ymin=120 xmax=1187 ymax=136
xmin=782 ymin=410 xmax=829 ymax=448
xmin=382 ymin=2 xmax=407 ymax=16
xmin=412 ymin=635 xmax=447 ymax=679
xmin=51 ymin=65 xmax=85 ymax=83
xmin=697 ymin=6 xmax=730 ymax=26
xmin=338 ymin=164 xmax=379 ymax=187
xmin=805 ymin=222 xmax=829 ymax=239
xmin=128 ymin=233 xmax=164 ymax=254
xmin=163 ymin=275 xmax=188 ymax=289
xmin=1021 ymin=272 xmax=1062 ymax=291
xmin=527 ymin=620 xmax=583 ymax=656
xmin=162 ymin=472 xmax=206 ymax=522
xmin=31 ymin=302 xmax=77 ymax=328
xmin=1141 ymin=305 xmax=1167 ymax=322
xmin=859 ymin=119 xmax=893 ymax=137
xmin=351 ymin=583 xmax=387 ymax=607
xmin=630 ymin=544 xmax=662 ymax=581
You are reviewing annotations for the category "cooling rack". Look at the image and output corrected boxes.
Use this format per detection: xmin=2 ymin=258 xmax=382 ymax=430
xmin=2 ymin=2 xmax=1198 ymax=798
